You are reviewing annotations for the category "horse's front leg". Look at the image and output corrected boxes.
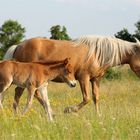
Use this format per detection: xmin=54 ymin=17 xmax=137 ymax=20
xmin=91 ymin=78 xmax=100 ymax=115
xmin=64 ymin=75 xmax=90 ymax=113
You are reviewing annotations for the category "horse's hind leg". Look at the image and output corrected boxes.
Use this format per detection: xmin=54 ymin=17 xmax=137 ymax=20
xmin=13 ymin=87 xmax=25 ymax=114
xmin=64 ymin=75 xmax=90 ymax=113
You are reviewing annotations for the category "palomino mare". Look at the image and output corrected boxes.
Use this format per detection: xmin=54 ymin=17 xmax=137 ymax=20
xmin=0 ymin=58 xmax=76 ymax=121
xmin=4 ymin=36 xmax=140 ymax=114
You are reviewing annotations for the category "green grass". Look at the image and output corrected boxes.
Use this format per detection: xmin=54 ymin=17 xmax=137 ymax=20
xmin=0 ymin=68 xmax=140 ymax=140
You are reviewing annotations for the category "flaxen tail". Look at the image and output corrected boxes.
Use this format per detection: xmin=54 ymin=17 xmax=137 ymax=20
xmin=3 ymin=45 xmax=18 ymax=60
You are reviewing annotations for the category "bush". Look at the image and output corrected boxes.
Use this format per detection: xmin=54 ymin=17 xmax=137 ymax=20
xmin=104 ymin=68 xmax=122 ymax=80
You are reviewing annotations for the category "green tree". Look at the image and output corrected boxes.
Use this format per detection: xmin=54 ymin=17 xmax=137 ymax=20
xmin=50 ymin=25 xmax=71 ymax=40
xmin=114 ymin=28 xmax=135 ymax=42
xmin=0 ymin=19 xmax=25 ymax=58
xmin=134 ymin=20 xmax=140 ymax=40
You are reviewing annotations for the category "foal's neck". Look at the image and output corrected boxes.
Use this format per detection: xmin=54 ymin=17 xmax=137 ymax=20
xmin=46 ymin=63 xmax=64 ymax=80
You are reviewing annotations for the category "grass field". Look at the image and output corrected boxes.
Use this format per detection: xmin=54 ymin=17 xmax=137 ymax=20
xmin=0 ymin=67 xmax=140 ymax=140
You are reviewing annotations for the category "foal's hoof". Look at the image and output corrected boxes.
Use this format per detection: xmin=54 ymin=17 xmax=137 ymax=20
xmin=64 ymin=106 xmax=78 ymax=113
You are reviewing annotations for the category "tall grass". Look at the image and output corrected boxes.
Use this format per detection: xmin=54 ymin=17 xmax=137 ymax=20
xmin=0 ymin=66 xmax=140 ymax=140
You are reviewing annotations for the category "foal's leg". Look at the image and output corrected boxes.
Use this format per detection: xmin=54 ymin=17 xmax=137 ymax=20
xmin=39 ymin=85 xmax=53 ymax=121
xmin=13 ymin=87 xmax=46 ymax=114
xmin=64 ymin=75 xmax=90 ymax=113
xmin=22 ymin=86 xmax=36 ymax=115
xmin=0 ymin=81 xmax=12 ymax=110
xmin=0 ymin=92 xmax=5 ymax=110
xmin=91 ymin=78 xmax=100 ymax=114
xmin=34 ymin=90 xmax=46 ymax=109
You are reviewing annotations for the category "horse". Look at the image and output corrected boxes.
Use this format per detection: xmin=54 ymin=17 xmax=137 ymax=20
xmin=4 ymin=36 xmax=140 ymax=114
xmin=0 ymin=58 xmax=76 ymax=121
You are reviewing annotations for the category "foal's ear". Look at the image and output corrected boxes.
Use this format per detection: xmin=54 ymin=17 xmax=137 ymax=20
xmin=64 ymin=58 xmax=70 ymax=65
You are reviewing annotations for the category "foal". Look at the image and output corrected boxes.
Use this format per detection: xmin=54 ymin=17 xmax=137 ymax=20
xmin=0 ymin=58 xmax=76 ymax=121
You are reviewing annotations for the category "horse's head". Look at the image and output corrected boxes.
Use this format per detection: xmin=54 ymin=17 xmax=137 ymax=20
xmin=129 ymin=38 xmax=140 ymax=77
xmin=61 ymin=58 xmax=77 ymax=88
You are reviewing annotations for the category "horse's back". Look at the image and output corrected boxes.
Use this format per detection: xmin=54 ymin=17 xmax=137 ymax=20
xmin=13 ymin=38 xmax=87 ymax=64
xmin=13 ymin=38 xmax=59 ymax=62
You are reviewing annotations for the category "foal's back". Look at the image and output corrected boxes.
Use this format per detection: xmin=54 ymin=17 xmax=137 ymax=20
xmin=0 ymin=61 xmax=47 ymax=87
xmin=0 ymin=61 xmax=15 ymax=78
xmin=0 ymin=61 xmax=16 ymax=92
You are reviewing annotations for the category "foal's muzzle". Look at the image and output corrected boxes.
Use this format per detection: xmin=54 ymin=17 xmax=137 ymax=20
xmin=69 ymin=80 xmax=77 ymax=88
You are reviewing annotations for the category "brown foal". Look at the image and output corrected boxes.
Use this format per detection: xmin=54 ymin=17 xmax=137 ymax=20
xmin=0 ymin=58 xmax=76 ymax=121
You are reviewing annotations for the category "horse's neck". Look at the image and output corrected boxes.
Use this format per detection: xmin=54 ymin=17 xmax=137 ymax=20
xmin=117 ymin=50 xmax=133 ymax=66
xmin=110 ymin=45 xmax=134 ymax=67
xmin=109 ymin=55 xmax=131 ymax=68
xmin=121 ymin=54 xmax=131 ymax=65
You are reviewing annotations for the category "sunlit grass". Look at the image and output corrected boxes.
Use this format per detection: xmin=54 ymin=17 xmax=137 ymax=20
xmin=0 ymin=67 xmax=140 ymax=140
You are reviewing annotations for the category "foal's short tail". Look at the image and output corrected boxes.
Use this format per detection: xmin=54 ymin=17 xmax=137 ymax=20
xmin=3 ymin=45 xmax=18 ymax=60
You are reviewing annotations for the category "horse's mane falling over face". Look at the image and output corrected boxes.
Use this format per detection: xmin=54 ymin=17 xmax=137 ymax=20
xmin=73 ymin=36 xmax=137 ymax=66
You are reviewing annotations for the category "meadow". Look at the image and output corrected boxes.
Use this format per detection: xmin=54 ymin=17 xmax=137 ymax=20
xmin=0 ymin=66 xmax=140 ymax=140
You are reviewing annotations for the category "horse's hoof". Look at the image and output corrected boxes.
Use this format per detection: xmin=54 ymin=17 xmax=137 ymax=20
xmin=64 ymin=107 xmax=72 ymax=113
xmin=64 ymin=106 xmax=78 ymax=113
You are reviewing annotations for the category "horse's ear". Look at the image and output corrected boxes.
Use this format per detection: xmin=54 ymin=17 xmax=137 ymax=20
xmin=64 ymin=58 xmax=70 ymax=65
xmin=134 ymin=37 xmax=140 ymax=45
xmin=134 ymin=38 xmax=140 ymax=51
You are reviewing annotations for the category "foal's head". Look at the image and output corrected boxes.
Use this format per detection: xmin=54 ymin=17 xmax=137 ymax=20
xmin=59 ymin=58 xmax=76 ymax=88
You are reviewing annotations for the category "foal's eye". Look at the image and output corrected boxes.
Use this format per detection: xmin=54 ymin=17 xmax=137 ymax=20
xmin=65 ymin=69 xmax=71 ymax=74
xmin=68 ymin=70 xmax=71 ymax=73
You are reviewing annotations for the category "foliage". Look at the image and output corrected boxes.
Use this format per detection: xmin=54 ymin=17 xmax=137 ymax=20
xmin=115 ymin=19 xmax=140 ymax=42
xmin=0 ymin=19 xmax=25 ymax=59
xmin=50 ymin=25 xmax=71 ymax=40
xmin=104 ymin=68 xmax=121 ymax=80
xmin=134 ymin=20 xmax=140 ymax=40
xmin=114 ymin=28 xmax=135 ymax=42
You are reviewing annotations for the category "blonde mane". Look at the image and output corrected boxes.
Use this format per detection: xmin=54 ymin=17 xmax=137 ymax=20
xmin=73 ymin=35 xmax=135 ymax=66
